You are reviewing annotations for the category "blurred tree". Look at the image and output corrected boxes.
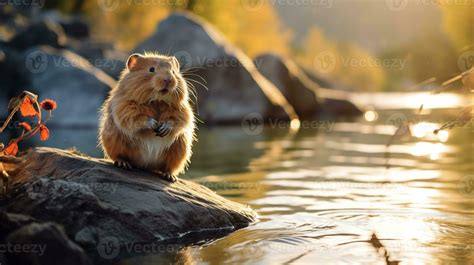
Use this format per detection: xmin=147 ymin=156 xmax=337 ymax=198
xmin=184 ymin=0 xmax=292 ymax=57
xmin=297 ymin=26 xmax=385 ymax=91
xmin=47 ymin=0 xmax=291 ymax=56
xmin=439 ymin=4 xmax=473 ymax=51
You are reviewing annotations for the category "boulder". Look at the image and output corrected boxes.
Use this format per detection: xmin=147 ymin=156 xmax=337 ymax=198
xmin=20 ymin=46 xmax=116 ymax=127
xmin=255 ymin=54 xmax=362 ymax=118
xmin=8 ymin=19 xmax=66 ymax=51
xmin=254 ymin=53 xmax=320 ymax=119
xmin=3 ymin=147 xmax=257 ymax=252
xmin=134 ymin=12 xmax=297 ymax=124
xmin=70 ymin=41 xmax=127 ymax=80
xmin=0 ymin=45 xmax=25 ymax=115
xmin=58 ymin=18 xmax=90 ymax=40
xmin=5 ymin=222 xmax=91 ymax=265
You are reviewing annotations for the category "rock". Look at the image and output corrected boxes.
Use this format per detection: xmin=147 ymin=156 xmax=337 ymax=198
xmin=0 ymin=45 xmax=25 ymax=115
xmin=3 ymin=147 xmax=257 ymax=251
xmin=5 ymin=222 xmax=91 ymax=265
xmin=70 ymin=42 xmax=127 ymax=80
xmin=58 ymin=18 xmax=90 ymax=40
xmin=20 ymin=46 xmax=116 ymax=127
xmin=134 ymin=12 xmax=297 ymax=124
xmin=255 ymin=53 xmax=362 ymax=118
xmin=319 ymin=98 xmax=363 ymax=118
xmin=8 ymin=19 xmax=67 ymax=51
xmin=0 ymin=212 xmax=36 ymax=240
xmin=254 ymin=53 xmax=320 ymax=119
xmin=301 ymin=67 xmax=338 ymax=89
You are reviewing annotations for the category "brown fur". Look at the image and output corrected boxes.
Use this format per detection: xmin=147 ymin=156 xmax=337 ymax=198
xmin=99 ymin=52 xmax=195 ymax=178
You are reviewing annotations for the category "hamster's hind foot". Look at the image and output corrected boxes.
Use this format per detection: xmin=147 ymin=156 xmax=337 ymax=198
xmin=160 ymin=172 xmax=177 ymax=183
xmin=114 ymin=159 xmax=133 ymax=170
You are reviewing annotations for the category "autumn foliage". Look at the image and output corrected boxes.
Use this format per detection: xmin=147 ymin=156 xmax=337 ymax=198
xmin=0 ymin=91 xmax=57 ymax=157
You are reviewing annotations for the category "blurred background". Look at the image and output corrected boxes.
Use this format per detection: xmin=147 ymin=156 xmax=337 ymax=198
xmin=0 ymin=0 xmax=473 ymax=264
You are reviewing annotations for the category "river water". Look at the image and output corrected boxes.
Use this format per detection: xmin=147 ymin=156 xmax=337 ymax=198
xmin=7 ymin=93 xmax=473 ymax=265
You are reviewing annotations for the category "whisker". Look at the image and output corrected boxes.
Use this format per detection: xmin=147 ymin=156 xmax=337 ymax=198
xmin=182 ymin=73 xmax=207 ymax=84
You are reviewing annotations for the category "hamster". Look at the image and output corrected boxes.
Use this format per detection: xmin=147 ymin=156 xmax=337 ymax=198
xmin=99 ymin=52 xmax=195 ymax=182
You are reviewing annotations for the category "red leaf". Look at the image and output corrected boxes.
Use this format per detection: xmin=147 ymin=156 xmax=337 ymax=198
xmin=18 ymin=122 xmax=32 ymax=132
xmin=3 ymin=141 xmax=18 ymax=156
xmin=20 ymin=96 xmax=38 ymax=117
xmin=40 ymin=99 xmax=57 ymax=111
xmin=39 ymin=124 xmax=49 ymax=141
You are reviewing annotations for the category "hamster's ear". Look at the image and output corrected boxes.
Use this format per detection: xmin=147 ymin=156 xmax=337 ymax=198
xmin=127 ymin=53 xmax=143 ymax=71
xmin=171 ymin=56 xmax=180 ymax=70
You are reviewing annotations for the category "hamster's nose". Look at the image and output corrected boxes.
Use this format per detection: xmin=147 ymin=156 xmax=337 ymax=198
xmin=163 ymin=79 xmax=171 ymax=86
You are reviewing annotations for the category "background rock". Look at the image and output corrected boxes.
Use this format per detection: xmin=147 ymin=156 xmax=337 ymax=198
xmin=5 ymin=222 xmax=91 ymax=265
xmin=20 ymin=46 xmax=116 ymax=128
xmin=7 ymin=19 xmax=66 ymax=51
xmin=135 ymin=12 xmax=297 ymax=124
xmin=254 ymin=53 xmax=320 ymax=120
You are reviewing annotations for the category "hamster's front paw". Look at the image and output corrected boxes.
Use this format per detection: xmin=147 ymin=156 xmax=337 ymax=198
xmin=154 ymin=121 xmax=173 ymax=137
xmin=145 ymin=118 xmax=159 ymax=130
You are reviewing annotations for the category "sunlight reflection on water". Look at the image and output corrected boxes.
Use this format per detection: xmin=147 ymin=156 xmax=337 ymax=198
xmin=19 ymin=106 xmax=472 ymax=264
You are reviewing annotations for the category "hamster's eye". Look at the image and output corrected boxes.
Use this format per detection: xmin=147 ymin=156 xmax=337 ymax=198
xmin=149 ymin=67 xmax=155 ymax=73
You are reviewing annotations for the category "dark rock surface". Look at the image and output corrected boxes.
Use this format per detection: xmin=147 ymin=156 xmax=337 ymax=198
xmin=3 ymin=147 xmax=257 ymax=253
xmin=254 ymin=53 xmax=320 ymax=119
xmin=6 ymin=222 xmax=91 ymax=265
xmin=135 ymin=12 xmax=297 ymax=124
xmin=0 ymin=212 xmax=91 ymax=265
xmin=7 ymin=19 xmax=67 ymax=51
